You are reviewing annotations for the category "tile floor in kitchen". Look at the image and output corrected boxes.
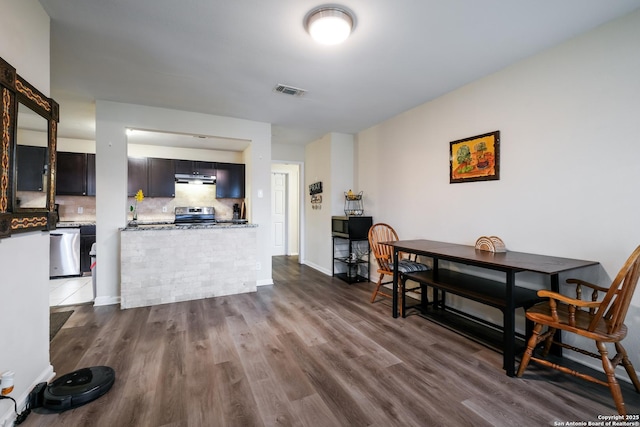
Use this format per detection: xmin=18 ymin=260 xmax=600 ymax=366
xmin=50 ymin=275 xmax=94 ymax=307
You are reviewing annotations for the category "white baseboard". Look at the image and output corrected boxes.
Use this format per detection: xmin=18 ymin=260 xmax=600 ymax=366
xmin=301 ymin=260 xmax=332 ymax=276
xmin=257 ymin=278 xmax=274 ymax=286
xmin=93 ymin=295 xmax=120 ymax=307
xmin=0 ymin=364 xmax=54 ymax=427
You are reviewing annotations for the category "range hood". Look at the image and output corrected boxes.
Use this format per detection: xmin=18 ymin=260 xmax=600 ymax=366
xmin=174 ymin=173 xmax=216 ymax=184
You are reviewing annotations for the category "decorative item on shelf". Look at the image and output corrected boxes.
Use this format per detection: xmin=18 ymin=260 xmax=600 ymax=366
xmin=344 ymin=190 xmax=364 ymax=216
xmin=347 ymin=262 xmax=358 ymax=279
xmin=475 ymin=236 xmax=506 ymax=253
xmin=130 ymin=189 xmax=144 ymax=222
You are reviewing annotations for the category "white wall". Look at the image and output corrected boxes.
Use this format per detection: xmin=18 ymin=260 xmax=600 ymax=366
xmin=330 ymin=133 xmax=355 ymax=216
xmin=356 ymin=10 xmax=640 ymax=378
xmin=272 ymin=143 xmax=305 ymax=163
xmin=0 ymin=1 xmax=54 ymax=424
xmin=304 ymin=135 xmax=332 ymax=273
xmin=127 ymin=144 xmax=241 ymax=163
xmin=303 ymin=133 xmax=354 ymax=273
xmin=94 ymin=101 xmax=273 ymax=306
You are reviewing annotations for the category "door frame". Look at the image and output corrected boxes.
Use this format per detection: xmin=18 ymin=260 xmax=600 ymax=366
xmin=271 ymin=162 xmax=303 ymax=260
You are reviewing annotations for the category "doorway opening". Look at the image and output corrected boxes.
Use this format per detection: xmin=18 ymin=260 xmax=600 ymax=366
xmin=271 ymin=163 xmax=302 ymax=258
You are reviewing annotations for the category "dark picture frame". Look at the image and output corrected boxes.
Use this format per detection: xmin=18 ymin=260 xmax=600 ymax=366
xmin=450 ymin=130 xmax=500 ymax=184
xmin=0 ymin=55 xmax=59 ymax=238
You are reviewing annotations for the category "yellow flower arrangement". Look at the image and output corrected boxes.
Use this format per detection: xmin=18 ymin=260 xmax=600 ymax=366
xmin=130 ymin=189 xmax=144 ymax=220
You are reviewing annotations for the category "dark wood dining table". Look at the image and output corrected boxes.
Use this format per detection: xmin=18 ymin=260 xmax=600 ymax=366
xmin=387 ymin=239 xmax=599 ymax=376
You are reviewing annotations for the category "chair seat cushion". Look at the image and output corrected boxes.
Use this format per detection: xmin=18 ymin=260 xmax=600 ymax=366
xmin=393 ymin=260 xmax=430 ymax=273
xmin=526 ymin=301 xmax=628 ymax=342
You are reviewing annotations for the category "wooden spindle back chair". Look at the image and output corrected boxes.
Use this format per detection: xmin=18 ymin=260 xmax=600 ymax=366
xmin=517 ymin=245 xmax=640 ymax=415
xmin=368 ymin=223 xmax=428 ymax=314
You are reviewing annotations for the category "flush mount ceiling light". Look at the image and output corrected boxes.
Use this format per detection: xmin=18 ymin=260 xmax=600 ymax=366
xmin=305 ymin=6 xmax=355 ymax=45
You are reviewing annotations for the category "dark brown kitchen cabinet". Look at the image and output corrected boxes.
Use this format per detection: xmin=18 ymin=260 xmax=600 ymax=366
xmin=215 ymin=162 xmax=245 ymax=198
xmin=57 ymin=151 xmax=94 ymax=196
xmin=127 ymin=157 xmax=148 ymax=197
xmin=16 ymin=145 xmax=47 ymax=191
xmin=86 ymin=154 xmax=96 ymax=196
xmin=80 ymin=224 xmax=96 ymax=274
xmin=148 ymin=157 xmax=175 ymax=197
xmin=175 ymin=160 xmax=215 ymax=177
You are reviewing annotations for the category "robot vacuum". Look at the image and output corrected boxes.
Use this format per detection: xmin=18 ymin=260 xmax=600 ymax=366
xmin=42 ymin=366 xmax=115 ymax=411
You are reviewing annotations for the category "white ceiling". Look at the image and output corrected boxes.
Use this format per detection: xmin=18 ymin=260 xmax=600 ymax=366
xmin=38 ymin=0 xmax=640 ymax=149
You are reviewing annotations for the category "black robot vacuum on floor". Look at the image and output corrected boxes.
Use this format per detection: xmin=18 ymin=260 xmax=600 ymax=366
xmin=42 ymin=366 xmax=115 ymax=411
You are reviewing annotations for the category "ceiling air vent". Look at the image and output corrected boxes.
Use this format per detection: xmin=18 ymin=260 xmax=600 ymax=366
xmin=273 ymin=84 xmax=306 ymax=97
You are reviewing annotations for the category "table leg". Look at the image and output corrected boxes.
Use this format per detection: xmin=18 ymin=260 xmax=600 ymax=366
xmin=392 ymin=249 xmax=399 ymax=319
xmin=504 ymin=270 xmax=516 ymax=377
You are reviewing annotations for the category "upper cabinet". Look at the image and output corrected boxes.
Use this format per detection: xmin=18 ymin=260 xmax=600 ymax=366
xmin=127 ymin=157 xmax=148 ymax=197
xmin=175 ymin=160 xmax=215 ymax=177
xmin=56 ymin=152 xmax=95 ymax=196
xmin=215 ymin=162 xmax=245 ymax=199
xmin=86 ymin=153 xmax=96 ymax=196
xmin=56 ymin=153 xmax=245 ymax=200
xmin=128 ymin=157 xmax=176 ymax=198
xmin=148 ymin=157 xmax=175 ymax=197
xmin=16 ymin=145 xmax=47 ymax=192
xmin=127 ymin=157 xmax=245 ymax=199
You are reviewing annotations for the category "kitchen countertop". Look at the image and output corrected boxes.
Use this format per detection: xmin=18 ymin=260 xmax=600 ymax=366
xmin=56 ymin=221 xmax=96 ymax=228
xmin=121 ymin=222 xmax=257 ymax=231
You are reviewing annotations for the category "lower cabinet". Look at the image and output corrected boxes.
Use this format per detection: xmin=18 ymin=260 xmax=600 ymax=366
xmin=80 ymin=225 xmax=96 ymax=274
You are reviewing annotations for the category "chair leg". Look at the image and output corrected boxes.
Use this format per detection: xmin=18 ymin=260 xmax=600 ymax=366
xmin=370 ymin=274 xmax=385 ymax=303
xmin=517 ymin=323 xmax=543 ymax=377
xmin=597 ymin=341 xmax=626 ymax=415
xmin=615 ymin=342 xmax=640 ymax=393
xmin=541 ymin=327 xmax=556 ymax=357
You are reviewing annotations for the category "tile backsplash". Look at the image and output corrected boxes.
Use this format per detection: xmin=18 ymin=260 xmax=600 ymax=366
xmin=57 ymin=183 xmax=243 ymax=223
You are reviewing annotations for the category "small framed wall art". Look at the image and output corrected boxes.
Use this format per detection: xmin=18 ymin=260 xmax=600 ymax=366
xmin=450 ymin=130 xmax=500 ymax=183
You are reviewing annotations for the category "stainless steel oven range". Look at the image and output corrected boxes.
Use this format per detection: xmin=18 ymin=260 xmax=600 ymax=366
xmin=174 ymin=206 xmax=216 ymax=225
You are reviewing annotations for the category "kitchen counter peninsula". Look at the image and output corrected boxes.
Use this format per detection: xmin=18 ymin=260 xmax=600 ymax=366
xmin=120 ymin=222 xmax=258 ymax=309
xmin=122 ymin=221 xmax=256 ymax=231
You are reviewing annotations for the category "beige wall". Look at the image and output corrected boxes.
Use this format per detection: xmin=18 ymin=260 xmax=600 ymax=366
xmin=0 ymin=1 xmax=53 ymax=424
xmin=303 ymin=133 xmax=354 ymax=274
xmin=356 ymin=10 xmax=640 ymax=378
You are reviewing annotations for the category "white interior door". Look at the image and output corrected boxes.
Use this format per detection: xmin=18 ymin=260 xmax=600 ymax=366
xmin=271 ymin=172 xmax=287 ymax=256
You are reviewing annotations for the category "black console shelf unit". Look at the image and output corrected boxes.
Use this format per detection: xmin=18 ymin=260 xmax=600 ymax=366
xmin=332 ymin=235 xmax=370 ymax=284
xmin=331 ymin=215 xmax=373 ymax=284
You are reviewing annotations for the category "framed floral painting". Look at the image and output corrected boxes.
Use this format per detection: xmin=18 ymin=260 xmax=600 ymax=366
xmin=450 ymin=130 xmax=500 ymax=183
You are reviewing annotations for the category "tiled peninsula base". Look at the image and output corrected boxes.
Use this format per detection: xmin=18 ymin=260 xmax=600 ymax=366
xmin=120 ymin=224 xmax=258 ymax=309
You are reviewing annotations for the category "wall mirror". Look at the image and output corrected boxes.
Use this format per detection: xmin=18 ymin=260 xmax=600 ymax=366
xmin=0 ymin=56 xmax=59 ymax=239
xmin=16 ymin=102 xmax=49 ymax=208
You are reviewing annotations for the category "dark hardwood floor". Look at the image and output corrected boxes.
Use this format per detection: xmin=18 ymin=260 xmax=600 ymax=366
xmin=28 ymin=256 xmax=639 ymax=426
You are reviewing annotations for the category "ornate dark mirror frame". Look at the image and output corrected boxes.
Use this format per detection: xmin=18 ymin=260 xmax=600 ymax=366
xmin=0 ymin=56 xmax=58 ymax=239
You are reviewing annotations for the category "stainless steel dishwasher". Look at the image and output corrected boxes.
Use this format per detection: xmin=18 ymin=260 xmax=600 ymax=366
xmin=50 ymin=227 xmax=81 ymax=278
